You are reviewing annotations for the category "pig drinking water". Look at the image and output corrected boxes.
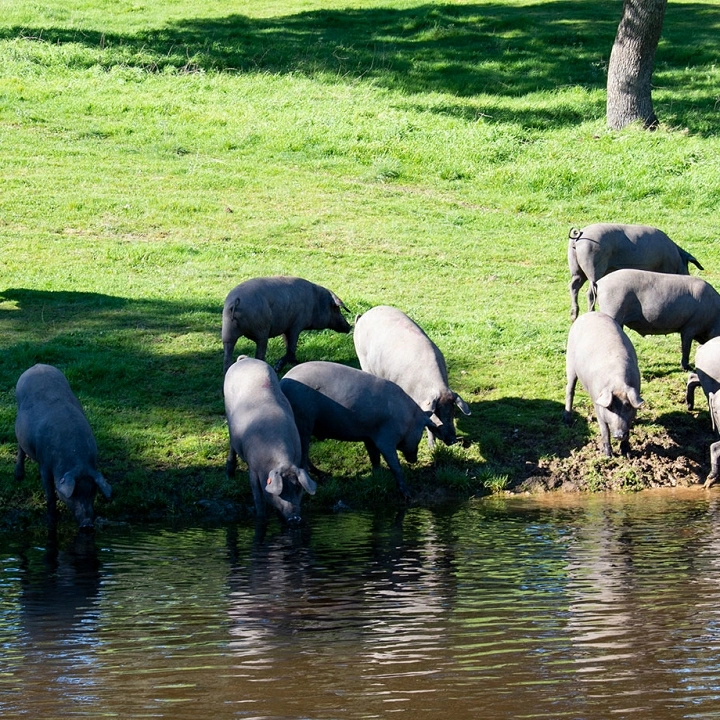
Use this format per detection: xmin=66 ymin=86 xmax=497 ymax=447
xmin=353 ymin=305 xmax=470 ymax=448
xmin=222 ymin=276 xmax=351 ymax=374
xmin=568 ymin=223 xmax=702 ymax=321
xmin=14 ymin=364 xmax=112 ymax=530
xmin=563 ymin=312 xmax=644 ymax=457
xmin=596 ymin=269 xmax=720 ymax=371
xmin=224 ymin=356 xmax=316 ymax=523
xmin=279 ymin=361 xmax=439 ymax=500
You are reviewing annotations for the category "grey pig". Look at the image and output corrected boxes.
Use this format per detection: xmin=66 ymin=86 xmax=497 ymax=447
xmin=685 ymin=337 xmax=720 ymax=488
xmin=596 ymin=268 xmax=720 ymax=371
xmin=221 ymin=276 xmax=351 ymax=374
xmin=14 ymin=364 xmax=112 ymax=530
xmin=279 ymin=361 xmax=440 ymax=500
xmin=568 ymin=223 xmax=702 ymax=321
xmin=563 ymin=312 xmax=644 ymax=457
xmin=224 ymin=356 xmax=316 ymax=524
xmin=353 ymin=305 xmax=470 ymax=448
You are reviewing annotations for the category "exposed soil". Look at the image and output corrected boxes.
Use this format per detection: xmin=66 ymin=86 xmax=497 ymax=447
xmin=514 ymin=417 xmax=710 ymax=495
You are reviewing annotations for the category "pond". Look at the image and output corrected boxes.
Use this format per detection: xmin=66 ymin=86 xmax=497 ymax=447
xmin=2 ymin=489 xmax=720 ymax=719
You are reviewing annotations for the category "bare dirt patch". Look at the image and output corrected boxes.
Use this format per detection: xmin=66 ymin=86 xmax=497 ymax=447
xmin=515 ymin=419 xmax=710 ymax=494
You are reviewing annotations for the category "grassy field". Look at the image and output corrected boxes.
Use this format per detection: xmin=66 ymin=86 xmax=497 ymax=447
xmin=1 ymin=0 xmax=719 ymax=525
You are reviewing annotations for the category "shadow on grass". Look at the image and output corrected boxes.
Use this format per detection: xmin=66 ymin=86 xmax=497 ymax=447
xmin=2 ymin=1 xmax=718 ymax=130
xmin=462 ymin=395 xmax=584 ymax=484
xmin=0 ymin=288 xmax=355 ymax=522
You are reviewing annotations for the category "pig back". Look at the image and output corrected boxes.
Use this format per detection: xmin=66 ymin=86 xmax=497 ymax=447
xmin=281 ymin=361 xmax=425 ymax=441
xmin=567 ymin=312 xmax=640 ymax=395
xmin=223 ymin=277 xmax=314 ymax=337
xmin=596 ymin=270 xmax=718 ymax=330
xmin=354 ymin=306 xmax=448 ymax=405
xmin=15 ymin=364 xmax=97 ymax=464
xmin=224 ymin=357 xmax=300 ymax=452
xmin=573 ymin=224 xmax=687 ymax=277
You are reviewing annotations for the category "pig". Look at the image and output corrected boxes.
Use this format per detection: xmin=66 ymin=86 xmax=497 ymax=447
xmin=14 ymin=364 xmax=112 ymax=531
xmin=224 ymin=356 xmax=316 ymax=524
xmin=596 ymin=269 xmax=720 ymax=371
xmin=563 ymin=312 xmax=644 ymax=457
xmin=685 ymin=337 xmax=720 ymax=488
xmin=353 ymin=305 xmax=470 ymax=448
xmin=221 ymin=276 xmax=351 ymax=374
xmin=279 ymin=361 xmax=440 ymax=500
xmin=568 ymin=223 xmax=703 ymax=321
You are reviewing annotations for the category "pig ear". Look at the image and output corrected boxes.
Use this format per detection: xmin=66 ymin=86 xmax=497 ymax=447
xmin=596 ymin=388 xmax=613 ymax=408
xmin=56 ymin=472 xmax=76 ymax=500
xmin=94 ymin=471 xmax=112 ymax=499
xmin=423 ymin=412 xmax=441 ymax=430
xmin=454 ymin=393 xmax=471 ymax=415
xmin=627 ymin=387 xmax=644 ymax=409
xmin=331 ymin=292 xmax=349 ymax=312
xmin=297 ymin=468 xmax=317 ymax=495
xmin=265 ymin=469 xmax=283 ymax=495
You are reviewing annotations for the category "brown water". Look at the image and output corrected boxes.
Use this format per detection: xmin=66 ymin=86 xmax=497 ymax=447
xmin=2 ymin=489 xmax=720 ymax=719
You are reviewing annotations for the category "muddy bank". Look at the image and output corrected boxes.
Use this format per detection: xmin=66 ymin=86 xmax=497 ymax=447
xmin=515 ymin=416 xmax=710 ymax=494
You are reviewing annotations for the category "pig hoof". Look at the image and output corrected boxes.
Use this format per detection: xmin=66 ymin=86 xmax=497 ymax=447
xmin=704 ymin=475 xmax=718 ymax=489
xmin=562 ymin=411 xmax=572 ymax=426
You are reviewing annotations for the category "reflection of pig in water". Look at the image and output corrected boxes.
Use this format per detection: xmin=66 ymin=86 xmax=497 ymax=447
xmin=9 ymin=530 xmax=103 ymax=713
xmin=19 ymin=530 xmax=102 ymax=636
xmin=224 ymin=511 xmax=456 ymax=682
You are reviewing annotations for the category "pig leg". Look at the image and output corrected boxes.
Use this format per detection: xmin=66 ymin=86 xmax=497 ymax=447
xmin=373 ymin=440 xmax=411 ymax=501
xmin=14 ymin=446 xmax=26 ymax=481
xmin=619 ymin=436 xmax=631 ymax=457
xmin=254 ymin=334 xmax=269 ymax=363
xmin=686 ymin=372 xmax=701 ymax=411
xmin=584 ymin=266 xmax=603 ymax=314
xmin=596 ymin=416 xmax=613 ymax=457
xmin=704 ymin=440 xmax=720 ymax=488
xmin=248 ymin=470 xmax=267 ymax=517
xmin=680 ymin=332 xmax=693 ymax=371
xmin=223 ymin=341 xmax=237 ymax=375
xmin=274 ymin=327 xmax=302 ymax=373
xmin=363 ymin=440 xmax=382 ymax=470
xmin=226 ymin=445 xmax=238 ymax=477
xmin=40 ymin=468 xmax=58 ymax=519
xmin=568 ymin=241 xmax=586 ymax=322
xmin=563 ymin=373 xmax=577 ymax=424
xmin=425 ymin=428 xmax=437 ymax=450
xmin=569 ymin=277 xmax=584 ymax=322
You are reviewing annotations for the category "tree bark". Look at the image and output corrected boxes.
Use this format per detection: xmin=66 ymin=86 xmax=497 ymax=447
xmin=606 ymin=0 xmax=668 ymax=130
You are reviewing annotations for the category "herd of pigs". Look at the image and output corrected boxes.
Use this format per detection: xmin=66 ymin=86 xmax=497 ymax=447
xmin=13 ymin=223 xmax=720 ymax=531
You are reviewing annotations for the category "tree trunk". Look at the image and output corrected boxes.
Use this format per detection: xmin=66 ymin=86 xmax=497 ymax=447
xmin=606 ymin=0 xmax=668 ymax=130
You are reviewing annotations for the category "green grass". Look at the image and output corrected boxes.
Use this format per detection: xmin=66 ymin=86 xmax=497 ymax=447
xmin=1 ymin=0 xmax=720 ymax=524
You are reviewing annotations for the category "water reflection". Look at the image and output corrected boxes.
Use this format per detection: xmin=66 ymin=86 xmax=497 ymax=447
xmin=3 ymin=491 xmax=720 ymax=718
xmin=2 ymin=530 xmax=102 ymax=715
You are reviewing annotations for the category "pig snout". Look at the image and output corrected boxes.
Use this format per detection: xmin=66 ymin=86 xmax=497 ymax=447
xmin=71 ymin=503 xmax=96 ymax=532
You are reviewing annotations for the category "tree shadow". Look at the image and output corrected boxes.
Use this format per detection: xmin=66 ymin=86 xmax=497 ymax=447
xmin=0 ymin=288 xmax=363 ymax=522
xmin=3 ymin=1 xmax=718 ymax=131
